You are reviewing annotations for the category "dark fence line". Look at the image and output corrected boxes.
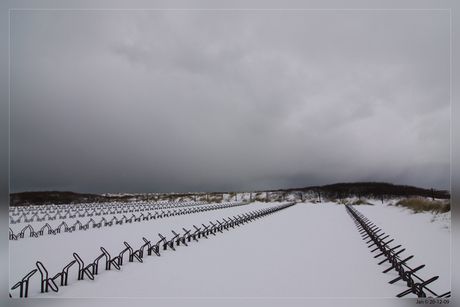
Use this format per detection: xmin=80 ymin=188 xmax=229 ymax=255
xmin=10 ymin=200 xmax=209 ymax=212
xmin=9 ymin=202 xmax=251 ymax=240
xmin=345 ymin=204 xmax=451 ymax=298
xmin=10 ymin=202 xmax=297 ymax=298
xmin=9 ymin=200 xmax=212 ymax=223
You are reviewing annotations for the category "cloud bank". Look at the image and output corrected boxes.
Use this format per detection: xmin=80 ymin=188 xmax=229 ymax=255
xmin=9 ymin=9 xmax=450 ymax=193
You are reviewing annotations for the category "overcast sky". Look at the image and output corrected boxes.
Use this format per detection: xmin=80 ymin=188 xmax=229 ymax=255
xmin=9 ymin=9 xmax=450 ymax=194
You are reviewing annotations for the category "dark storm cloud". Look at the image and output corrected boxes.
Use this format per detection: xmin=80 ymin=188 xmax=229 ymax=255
xmin=9 ymin=9 xmax=450 ymax=194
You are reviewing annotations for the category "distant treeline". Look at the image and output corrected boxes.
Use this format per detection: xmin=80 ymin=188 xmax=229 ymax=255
xmin=9 ymin=182 xmax=450 ymax=206
xmin=9 ymin=191 xmax=125 ymax=207
xmin=280 ymin=182 xmax=450 ymax=201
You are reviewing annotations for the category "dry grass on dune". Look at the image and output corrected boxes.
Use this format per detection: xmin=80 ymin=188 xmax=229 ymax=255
xmin=391 ymin=198 xmax=450 ymax=214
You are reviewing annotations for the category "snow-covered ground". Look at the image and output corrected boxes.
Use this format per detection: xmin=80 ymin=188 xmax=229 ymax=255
xmin=8 ymin=199 xmax=451 ymax=299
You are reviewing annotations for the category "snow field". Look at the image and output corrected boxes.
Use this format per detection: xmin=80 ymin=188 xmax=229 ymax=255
xmin=9 ymin=200 xmax=451 ymax=298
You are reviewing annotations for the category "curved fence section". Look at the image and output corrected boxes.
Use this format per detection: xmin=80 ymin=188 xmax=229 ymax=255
xmin=9 ymin=202 xmax=251 ymax=240
xmin=10 ymin=202 xmax=297 ymax=298
xmin=9 ymin=200 xmax=210 ymax=224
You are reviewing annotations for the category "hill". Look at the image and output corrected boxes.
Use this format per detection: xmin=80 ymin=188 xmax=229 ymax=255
xmin=9 ymin=182 xmax=450 ymax=206
xmin=280 ymin=181 xmax=450 ymax=202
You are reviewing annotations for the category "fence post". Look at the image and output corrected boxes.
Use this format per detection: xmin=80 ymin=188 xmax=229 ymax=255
xmin=10 ymin=269 xmax=37 ymax=298
xmin=73 ymin=253 xmax=95 ymax=281
xmin=36 ymin=261 xmax=59 ymax=293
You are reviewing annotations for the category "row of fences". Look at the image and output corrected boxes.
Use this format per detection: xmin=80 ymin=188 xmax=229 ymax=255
xmin=10 ymin=202 xmax=297 ymax=298
xmin=9 ymin=201 xmax=251 ymax=240
xmin=9 ymin=190 xmax=312 ymax=219
xmin=345 ymin=204 xmax=451 ymax=298
xmin=9 ymin=200 xmax=209 ymax=221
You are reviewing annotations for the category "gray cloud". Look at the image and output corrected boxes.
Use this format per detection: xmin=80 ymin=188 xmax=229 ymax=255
xmin=9 ymin=9 xmax=451 ymax=194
